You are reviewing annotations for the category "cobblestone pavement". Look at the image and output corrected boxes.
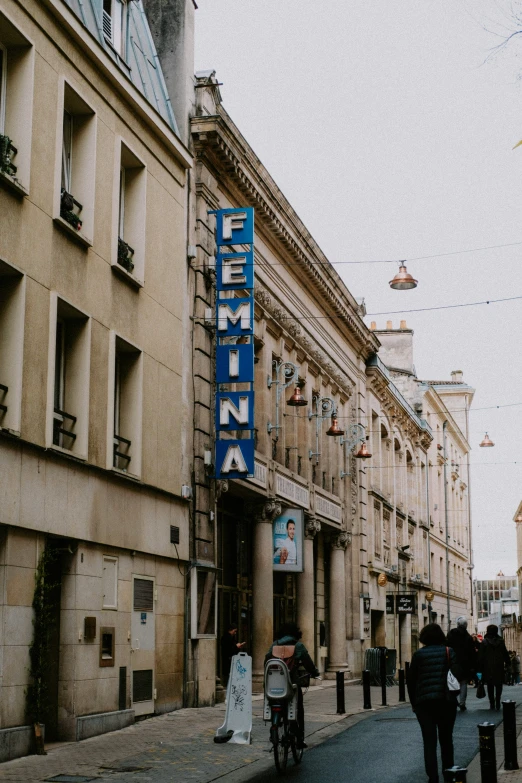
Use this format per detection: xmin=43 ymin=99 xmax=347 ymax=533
xmin=0 ymin=682 xmax=402 ymax=782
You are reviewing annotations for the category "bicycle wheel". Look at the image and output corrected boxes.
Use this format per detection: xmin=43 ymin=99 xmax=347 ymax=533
xmin=270 ymin=722 xmax=288 ymax=772
xmin=290 ymin=736 xmax=304 ymax=765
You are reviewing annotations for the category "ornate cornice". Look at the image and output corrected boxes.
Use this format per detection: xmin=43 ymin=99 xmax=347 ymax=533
xmin=191 ymin=113 xmax=379 ymax=361
xmin=254 ymin=283 xmax=355 ymax=397
xmin=247 ymin=498 xmax=282 ymax=523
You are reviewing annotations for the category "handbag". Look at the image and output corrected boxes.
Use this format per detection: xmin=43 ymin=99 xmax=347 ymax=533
xmin=476 ymin=680 xmax=486 ymax=699
xmin=446 ymin=647 xmax=460 ymax=692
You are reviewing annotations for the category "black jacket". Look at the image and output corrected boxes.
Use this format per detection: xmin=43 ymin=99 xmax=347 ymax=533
xmin=407 ymin=645 xmax=459 ymax=709
xmin=446 ymin=626 xmax=476 ymax=679
xmin=478 ymin=634 xmax=511 ymax=684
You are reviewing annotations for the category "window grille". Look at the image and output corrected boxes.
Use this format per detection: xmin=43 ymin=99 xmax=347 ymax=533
xmin=133 ymin=578 xmax=154 ymax=612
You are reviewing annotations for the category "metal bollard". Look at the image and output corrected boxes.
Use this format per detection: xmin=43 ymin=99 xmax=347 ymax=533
xmin=478 ymin=722 xmax=497 ymax=783
xmin=380 ymin=647 xmax=387 ymax=706
xmin=336 ymin=670 xmax=345 ymax=715
xmin=502 ymin=700 xmax=519 ymax=771
xmin=363 ymin=669 xmax=372 ymax=709
xmin=443 ymin=767 xmax=468 ymax=782
xmin=398 ymin=668 xmax=406 ymax=702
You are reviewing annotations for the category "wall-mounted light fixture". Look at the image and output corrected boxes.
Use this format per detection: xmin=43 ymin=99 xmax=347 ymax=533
xmin=267 ymin=359 xmax=306 ymax=440
xmin=308 ymin=395 xmax=343 ymax=463
xmin=340 ymin=423 xmax=371 ymax=478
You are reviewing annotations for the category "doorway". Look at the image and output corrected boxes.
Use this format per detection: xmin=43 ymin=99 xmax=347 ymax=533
xmin=371 ymin=610 xmax=386 ymax=647
xmin=131 ymin=575 xmax=155 ymax=716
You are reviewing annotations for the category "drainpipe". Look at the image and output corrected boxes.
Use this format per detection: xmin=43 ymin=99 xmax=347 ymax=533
xmin=465 ymin=396 xmax=474 ymax=626
xmin=426 ymin=453 xmax=432 ymax=623
xmin=443 ymin=421 xmax=451 ymax=632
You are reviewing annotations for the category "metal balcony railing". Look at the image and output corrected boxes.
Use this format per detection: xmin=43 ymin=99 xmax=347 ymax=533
xmin=117 ymin=238 xmax=135 ymax=273
xmin=53 ymin=407 xmax=77 ymax=447
xmin=0 ymin=135 xmax=17 ymax=177
xmin=0 ymin=383 xmax=8 ymax=414
xmin=113 ymin=433 xmax=131 ymax=470
xmin=60 ymin=189 xmax=83 ymax=231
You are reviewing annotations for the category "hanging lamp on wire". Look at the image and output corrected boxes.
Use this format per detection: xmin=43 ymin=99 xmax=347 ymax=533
xmin=389 ymin=261 xmax=418 ymax=290
xmin=479 ymin=432 xmax=495 ymax=447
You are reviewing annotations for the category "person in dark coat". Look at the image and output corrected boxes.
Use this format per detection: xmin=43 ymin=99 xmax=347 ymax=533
xmin=407 ymin=623 xmax=461 ymax=783
xmin=478 ymin=624 xmax=511 ymax=710
xmin=446 ymin=616 xmax=476 ymax=711
xmin=220 ymin=623 xmax=245 ymax=685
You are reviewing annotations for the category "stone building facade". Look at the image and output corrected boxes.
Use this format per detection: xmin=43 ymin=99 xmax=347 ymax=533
xmin=0 ymin=0 xmax=192 ymax=757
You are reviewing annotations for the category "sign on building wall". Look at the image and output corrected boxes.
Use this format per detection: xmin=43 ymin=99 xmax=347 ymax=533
xmin=214 ymin=208 xmax=255 ymax=479
xmin=386 ymin=594 xmax=395 ymax=615
xmin=273 ymin=509 xmax=304 ymax=573
xmin=396 ymin=594 xmax=415 ymax=614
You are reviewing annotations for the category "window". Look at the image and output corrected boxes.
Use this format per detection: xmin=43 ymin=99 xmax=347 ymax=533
xmin=103 ymin=0 xmax=127 ymax=56
xmin=55 ymin=81 xmax=96 ymax=243
xmin=48 ymin=295 xmax=91 ymax=457
xmin=108 ymin=333 xmax=143 ymax=476
xmin=99 ymin=626 xmax=115 ymax=667
xmin=102 ymin=556 xmax=118 ymax=609
xmin=0 ymin=260 xmax=25 ymax=434
xmin=113 ymin=141 xmax=146 ymax=283
xmin=0 ymin=14 xmax=34 ymax=191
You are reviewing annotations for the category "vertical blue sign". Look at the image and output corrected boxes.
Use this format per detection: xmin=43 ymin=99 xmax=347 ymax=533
xmin=214 ymin=208 xmax=255 ymax=478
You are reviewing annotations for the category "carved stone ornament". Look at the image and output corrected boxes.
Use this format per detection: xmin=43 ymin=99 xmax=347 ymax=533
xmin=215 ymin=480 xmax=229 ymax=500
xmin=304 ymin=514 xmax=321 ymax=539
xmin=332 ymin=531 xmax=351 ymax=550
xmin=247 ymin=498 xmax=282 ymax=523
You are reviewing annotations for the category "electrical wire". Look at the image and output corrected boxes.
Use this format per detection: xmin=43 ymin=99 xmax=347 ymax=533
xmin=193 ymin=239 xmax=522 ymax=269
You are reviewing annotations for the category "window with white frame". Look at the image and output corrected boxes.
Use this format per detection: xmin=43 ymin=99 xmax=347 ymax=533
xmin=114 ymin=141 xmax=146 ymax=281
xmin=49 ymin=296 xmax=91 ymax=457
xmin=110 ymin=334 xmax=142 ymax=476
xmin=57 ymin=82 xmax=96 ymax=241
xmin=0 ymin=260 xmax=25 ymax=434
xmin=0 ymin=14 xmax=34 ymax=189
xmin=103 ymin=0 xmax=127 ymax=56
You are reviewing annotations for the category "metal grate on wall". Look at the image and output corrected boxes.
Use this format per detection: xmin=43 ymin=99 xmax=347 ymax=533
xmin=133 ymin=578 xmax=154 ymax=612
xmin=119 ymin=666 xmax=127 ymax=711
xmin=132 ymin=669 xmax=153 ymax=703
xmin=170 ymin=525 xmax=180 ymax=545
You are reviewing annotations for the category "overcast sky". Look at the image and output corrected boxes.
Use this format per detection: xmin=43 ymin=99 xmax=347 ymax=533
xmin=194 ymin=0 xmax=522 ymax=580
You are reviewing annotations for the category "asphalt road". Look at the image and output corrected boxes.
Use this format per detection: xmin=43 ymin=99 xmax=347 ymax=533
xmin=246 ymin=688 xmax=513 ymax=783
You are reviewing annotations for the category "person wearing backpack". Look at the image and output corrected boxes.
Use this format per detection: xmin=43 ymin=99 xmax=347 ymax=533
xmin=407 ymin=623 xmax=462 ymax=783
xmin=478 ymin=625 xmax=511 ymax=710
xmin=265 ymin=622 xmax=320 ymax=749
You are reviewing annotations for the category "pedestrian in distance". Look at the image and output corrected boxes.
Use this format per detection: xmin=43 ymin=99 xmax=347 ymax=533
xmin=407 ymin=623 xmax=462 ymax=783
xmin=220 ymin=623 xmax=246 ymax=686
xmin=477 ymin=624 xmax=511 ymax=710
xmin=446 ymin=616 xmax=476 ymax=711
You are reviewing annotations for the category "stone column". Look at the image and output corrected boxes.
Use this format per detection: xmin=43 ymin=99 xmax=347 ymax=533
xmin=327 ymin=531 xmax=351 ymax=674
xmin=251 ymin=499 xmax=282 ymax=691
xmin=297 ymin=514 xmax=321 ymax=652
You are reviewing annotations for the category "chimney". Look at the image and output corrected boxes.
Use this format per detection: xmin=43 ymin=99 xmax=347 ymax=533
xmin=370 ymin=321 xmax=376 ymax=330
xmin=372 ymin=321 xmax=415 ymax=374
xmin=141 ymin=0 xmax=195 ymax=145
xmin=386 ymin=320 xmax=393 ymax=329
xmin=400 ymin=320 xmax=407 ymax=329
xmin=451 ymin=370 xmax=463 ymax=383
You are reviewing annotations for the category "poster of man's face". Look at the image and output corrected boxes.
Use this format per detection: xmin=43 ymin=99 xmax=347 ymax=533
xmin=273 ymin=509 xmax=303 ymax=573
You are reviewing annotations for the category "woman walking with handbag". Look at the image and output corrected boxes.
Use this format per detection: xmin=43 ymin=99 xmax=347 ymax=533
xmin=407 ymin=623 xmax=461 ymax=783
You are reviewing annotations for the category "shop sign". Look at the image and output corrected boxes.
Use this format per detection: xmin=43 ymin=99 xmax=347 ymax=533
xmin=386 ymin=594 xmax=395 ymax=614
xmin=273 ymin=508 xmax=304 ymax=573
xmin=214 ymin=208 xmax=255 ymax=479
xmin=315 ymin=494 xmax=342 ymax=524
xmin=396 ymin=594 xmax=415 ymax=614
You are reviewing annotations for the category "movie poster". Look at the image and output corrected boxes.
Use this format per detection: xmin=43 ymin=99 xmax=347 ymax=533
xmin=272 ymin=509 xmax=304 ymax=573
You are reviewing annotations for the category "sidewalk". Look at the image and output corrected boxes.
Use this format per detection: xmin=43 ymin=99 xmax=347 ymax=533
xmin=0 ymin=681 xmax=402 ymax=783
xmin=467 ymin=701 xmax=522 ymax=783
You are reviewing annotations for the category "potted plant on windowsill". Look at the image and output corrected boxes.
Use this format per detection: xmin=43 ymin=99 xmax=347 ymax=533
xmin=0 ymin=134 xmax=17 ymax=177
xmin=60 ymin=188 xmax=83 ymax=231
xmin=118 ymin=237 xmax=135 ymax=273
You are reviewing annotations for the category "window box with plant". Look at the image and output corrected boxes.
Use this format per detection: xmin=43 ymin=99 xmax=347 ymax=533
xmin=0 ymin=133 xmax=17 ymax=176
xmin=60 ymin=188 xmax=83 ymax=231
xmin=117 ymin=236 xmax=134 ymax=273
